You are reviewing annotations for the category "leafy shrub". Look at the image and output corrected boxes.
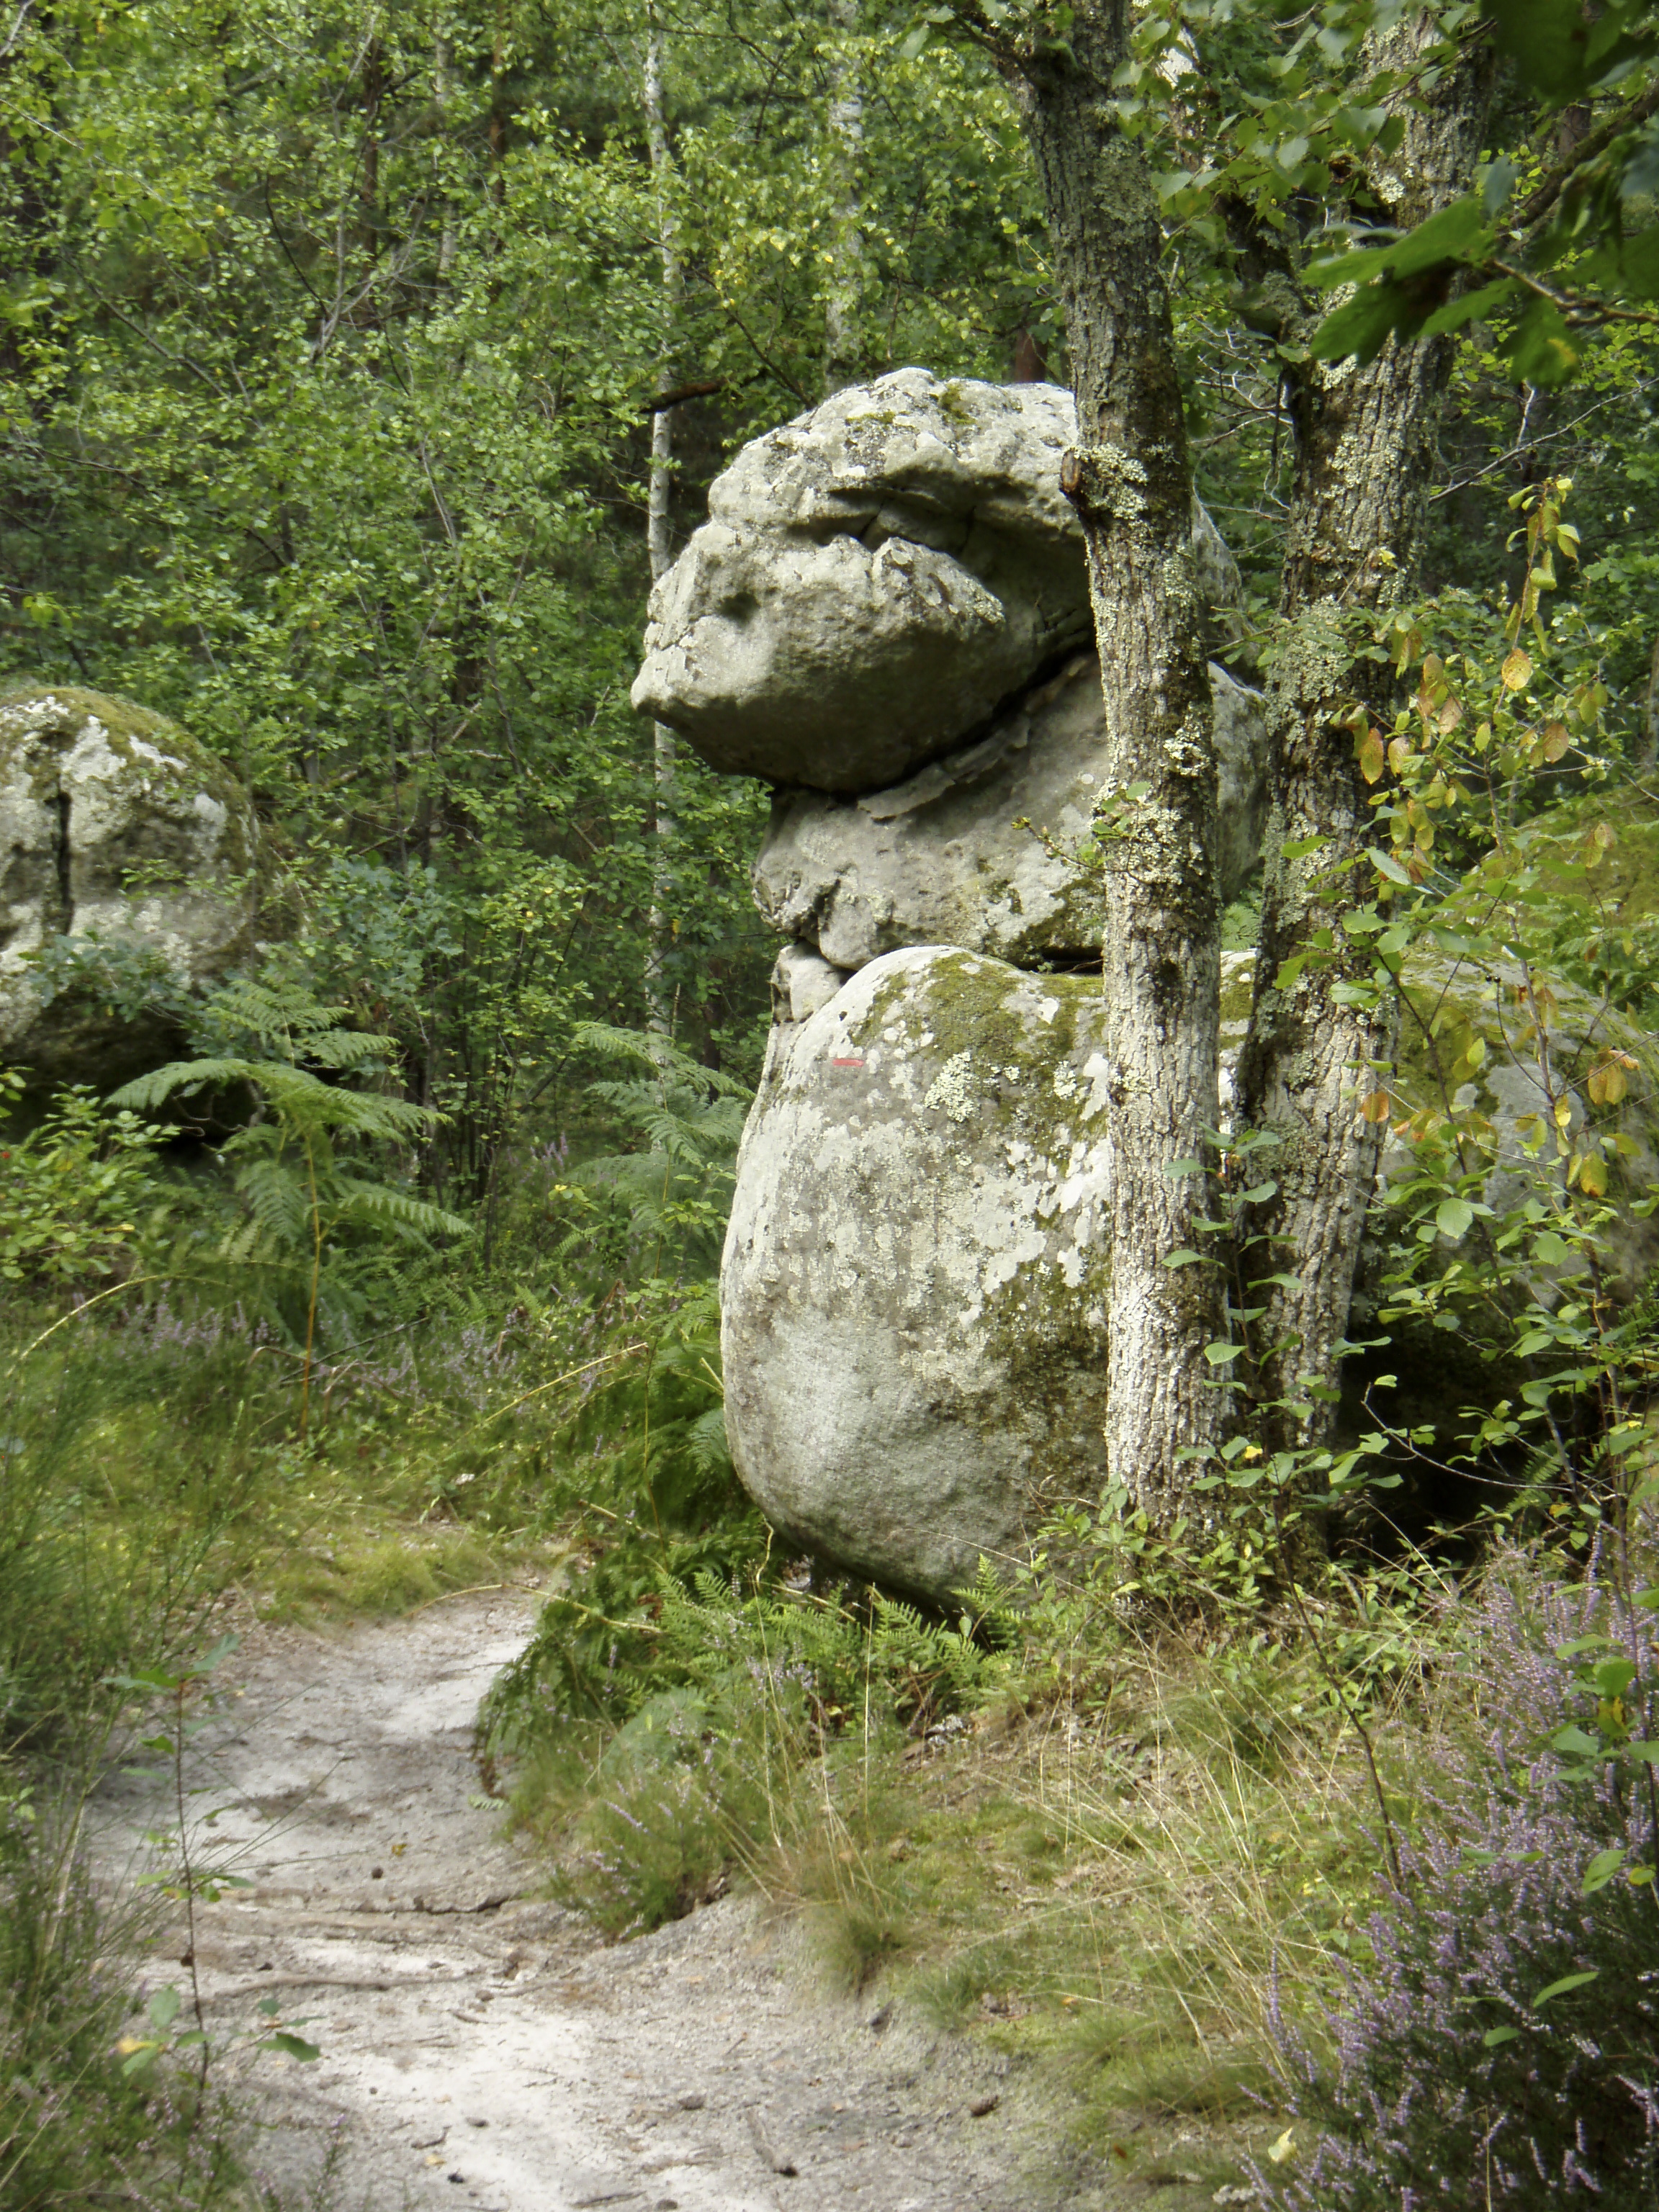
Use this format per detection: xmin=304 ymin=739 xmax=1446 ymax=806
xmin=0 ymin=1069 xmax=165 ymax=1290
xmin=1265 ymin=1556 xmax=1659 ymax=2208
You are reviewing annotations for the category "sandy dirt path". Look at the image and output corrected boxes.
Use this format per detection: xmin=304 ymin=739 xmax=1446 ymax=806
xmin=92 ymin=1593 xmax=1085 ymax=2212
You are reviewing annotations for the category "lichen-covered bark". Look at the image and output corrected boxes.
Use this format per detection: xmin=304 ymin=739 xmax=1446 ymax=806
xmin=1010 ymin=9 xmax=1224 ymax=1519
xmin=1236 ymin=16 xmax=1497 ymax=1442
xmin=823 ymin=0 xmax=864 ymax=395
xmin=642 ymin=11 xmax=680 ymax=1038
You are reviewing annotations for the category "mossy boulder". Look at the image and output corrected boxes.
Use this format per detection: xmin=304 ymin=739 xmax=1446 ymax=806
xmin=721 ymin=944 xmax=1112 ymax=1603
xmin=0 ymin=685 xmax=266 ymax=1091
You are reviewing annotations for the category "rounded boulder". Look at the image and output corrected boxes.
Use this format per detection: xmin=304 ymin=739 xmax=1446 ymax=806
xmin=0 ymin=685 xmax=264 ymax=1090
xmin=721 ymin=945 xmax=1114 ymax=1602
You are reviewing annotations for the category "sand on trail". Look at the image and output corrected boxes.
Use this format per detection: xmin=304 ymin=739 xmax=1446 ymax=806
xmin=93 ymin=1592 xmax=1073 ymax=2212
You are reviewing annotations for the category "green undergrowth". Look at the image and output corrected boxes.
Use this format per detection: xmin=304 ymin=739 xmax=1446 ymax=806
xmin=484 ymin=1543 xmax=1455 ymax=2190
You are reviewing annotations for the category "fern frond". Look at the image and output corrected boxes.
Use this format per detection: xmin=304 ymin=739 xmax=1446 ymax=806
xmin=331 ymin=1176 xmax=471 ymax=1242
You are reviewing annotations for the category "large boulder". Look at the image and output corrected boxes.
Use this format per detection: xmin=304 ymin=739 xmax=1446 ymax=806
xmin=753 ymin=655 xmax=1268 ymax=971
xmin=721 ymin=944 xmax=1113 ymax=1603
xmin=633 ymin=369 xmax=1249 ymax=796
xmin=0 ymin=685 xmax=264 ymax=1090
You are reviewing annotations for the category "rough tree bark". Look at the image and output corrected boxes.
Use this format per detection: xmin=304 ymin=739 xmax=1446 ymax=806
xmin=642 ymin=6 xmax=681 ymax=1038
xmin=1233 ymin=14 xmax=1498 ymax=1448
xmin=999 ymin=0 xmax=1226 ymax=1520
xmin=823 ymin=0 xmax=864 ymax=395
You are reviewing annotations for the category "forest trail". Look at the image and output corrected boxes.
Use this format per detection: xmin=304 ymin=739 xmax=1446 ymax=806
xmin=92 ymin=1594 xmax=1071 ymax=2212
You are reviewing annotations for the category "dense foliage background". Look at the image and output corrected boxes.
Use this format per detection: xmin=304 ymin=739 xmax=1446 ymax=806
xmin=6 ymin=0 xmax=1655 ymax=1188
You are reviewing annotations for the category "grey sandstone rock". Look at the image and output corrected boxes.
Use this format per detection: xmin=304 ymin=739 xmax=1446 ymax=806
xmin=721 ymin=944 xmax=1113 ymax=1603
xmin=751 ymin=655 xmax=1267 ymax=972
xmin=770 ymin=941 xmax=851 ymax=1026
xmin=633 ymin=369 xmax=1246 ymax=795
xmin=0 ymin=685 xmax=264 ymax=1090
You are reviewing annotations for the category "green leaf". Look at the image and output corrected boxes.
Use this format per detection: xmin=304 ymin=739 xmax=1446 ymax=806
xmin=1366 ymin=846 xmax=1414 ymax=887
xmin=1548 ymin=1725 xmax=1603 ymax=1755
xmin=1310 ymin=277 xmax=1415 ymax=364
xmin=1203 ymin=1341 xmax=1244 ymax=1364
xmin=1533 ymin=1969 xmax=1599 ymax=2007
xmin=1482 ymin=2024 xmax=1521 ymax=2048
xmin=1436 ymin=1197 xmax=1475 ymax=1241
xmin=1506 ymin=295 xmax=1581 ymax=389
xmin=148 ymin=1985 xmax=181 ymax=2029
xmin=1161 ymin=1249 xmax=1210 ymax=1267
xmin=264 ymin=2031 xmax=323 ymax=2062
xmin=1419 ymin=276 xmax=1519 ymax=340
xmin=1488 ymin=0 xmax=1651 ymax=99
xmin=1582 ymin=1846 xmax=1627 ymax=1894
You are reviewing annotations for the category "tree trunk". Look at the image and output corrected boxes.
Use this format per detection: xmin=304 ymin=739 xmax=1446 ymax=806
xmin=823 ymin=0 xmax=864 ymax=395
xmin=1010 ymin=5 xmax=1226 ymax=1522
xmin=1235 ymin=14 xmax=1498 ymax=1445
xmin=642 ymin=8 xmax=680 ymax=1038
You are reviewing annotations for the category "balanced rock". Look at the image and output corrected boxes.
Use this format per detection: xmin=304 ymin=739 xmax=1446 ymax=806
xmin=721 ymin=944 xmax=1113 ymax=1603
xmin=753 ymin=655 xmax=1268 ymax=972
xmin=633 ymin=369 xmax=1248 ymax=795
xmin=0 ymin=685 xmax=263 ymax=1089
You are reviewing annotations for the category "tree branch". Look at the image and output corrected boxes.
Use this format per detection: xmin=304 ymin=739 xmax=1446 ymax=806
xmin=1518 ymin=76 xmax=1659 ymax=237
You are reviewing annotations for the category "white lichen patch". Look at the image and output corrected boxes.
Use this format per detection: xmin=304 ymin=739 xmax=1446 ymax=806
xmin=924 ymin=1050 xmax=977 ymax=1123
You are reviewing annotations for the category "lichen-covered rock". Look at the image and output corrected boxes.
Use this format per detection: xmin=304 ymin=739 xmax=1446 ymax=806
xmin=770 ymin=941 xmax=852 ymax=1027
xmin=721 ymin=945 xmax=1113 ymax=1602
xmin=633 ymin=369 xmax=1246 ymax=795
xmin=752 ymin=655 xmax=1267 ymax=971
xmin=0 ymin=685 xmax=264 ymax=1089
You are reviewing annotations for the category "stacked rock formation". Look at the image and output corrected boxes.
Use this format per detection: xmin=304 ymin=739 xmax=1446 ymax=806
xmin=0 ymin=685 xmax=266 ymax=1093
xmin=634 ymin=370 xmax=1269 ymax=1601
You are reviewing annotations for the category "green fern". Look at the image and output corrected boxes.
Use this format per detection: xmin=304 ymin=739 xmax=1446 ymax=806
xmin=112 ymin=976 xmax=468 ymax=1430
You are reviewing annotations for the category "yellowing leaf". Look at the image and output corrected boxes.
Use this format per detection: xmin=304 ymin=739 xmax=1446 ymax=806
xmin=1387 ymin=735 xmax=1412 ymax=773
xmin=1268 ymin=2128 xmax=1298 ymax=2165
xmin=1501 ymin=647 xmax=1533 ymax=691
xmin=1359 ymin=1089 xmax=1392 ymax=1123
xmin=1580 ymin=1156 xmax=1609 ymax=1197
xmin=1358 ymin=727 xmax=1385 ymax=784
xmin=1542 ymin=721 xmax=1569 ymax=761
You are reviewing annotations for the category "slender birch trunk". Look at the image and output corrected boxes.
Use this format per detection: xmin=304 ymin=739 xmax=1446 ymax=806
xmin=1235 ymin=16 xmax=1497 ymax=1444
xmin=1007 ymin=3 xmax=1226 ymax=1521
xmin=823 ymin=0 xmax=863 ymax=395
xmin=642 ymin=8 xmax=680 ymax=1038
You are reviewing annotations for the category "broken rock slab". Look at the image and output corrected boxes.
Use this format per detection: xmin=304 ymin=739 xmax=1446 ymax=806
xmin=752 ymin=657 xmax=1268 ymax=973
xmin=633 ymin=368 xmax=1247 ymax=796
xmin=721 ymin=944 xmax=1113 ymax=1603
xmin=0 ymin=685 xmax=265 ymax=1091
